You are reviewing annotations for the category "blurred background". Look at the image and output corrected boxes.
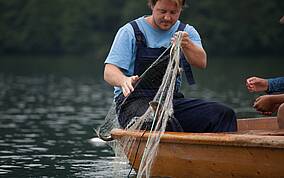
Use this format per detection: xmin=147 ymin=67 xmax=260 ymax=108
xmin=0 ymin=0 xmax=283 ymax=177
xmin=0 ymin=0 xmax=283 ymax=56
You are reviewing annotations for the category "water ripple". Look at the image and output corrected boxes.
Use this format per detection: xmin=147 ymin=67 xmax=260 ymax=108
xmin=0 ymin=57 xmax=273 ymax=177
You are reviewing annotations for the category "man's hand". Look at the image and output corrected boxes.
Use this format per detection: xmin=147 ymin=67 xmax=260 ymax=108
xmin=171 ymin=31 xmax=207 ymax=69
xmin=121 ymin=75 xmax=140 ymax=97
xmin=246 ymin=76 xmax=269 ymax=92
xmin=104 ymin=64 xmax=140 ymax=97
xmin=171 ymin=31 xmax=192 ymax=49
xmin=253 ymin=95 xmax=279 ymax=115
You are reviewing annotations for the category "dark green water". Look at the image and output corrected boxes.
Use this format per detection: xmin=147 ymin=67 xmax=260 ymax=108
xmin=0 ymin=55 xmax=283 ymax=177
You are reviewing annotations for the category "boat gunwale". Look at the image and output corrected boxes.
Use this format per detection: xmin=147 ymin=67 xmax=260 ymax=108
xmin=111 ymin=128 xmax=284 ymax=149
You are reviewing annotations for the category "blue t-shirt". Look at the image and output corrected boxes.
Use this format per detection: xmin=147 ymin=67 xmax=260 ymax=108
xmin=105 ymin=16 xmax=203 ymax=98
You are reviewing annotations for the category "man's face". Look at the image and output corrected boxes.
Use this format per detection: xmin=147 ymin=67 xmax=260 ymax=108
xmin=151 ymin=0 xmax=182 ymax=30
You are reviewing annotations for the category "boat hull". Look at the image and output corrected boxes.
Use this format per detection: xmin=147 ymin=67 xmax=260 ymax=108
xmin=111 ymin=117 xmax=284 ymax=178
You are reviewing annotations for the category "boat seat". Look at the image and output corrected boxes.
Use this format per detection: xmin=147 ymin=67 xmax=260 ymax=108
xmin=237 ymin=117 xmax=279 ymax=131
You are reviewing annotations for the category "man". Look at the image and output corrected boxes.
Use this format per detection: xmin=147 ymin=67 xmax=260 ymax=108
xmin=104 ymin=0 xmax=237 ymax=132
xmin=246 ymin=76 xmax=284 ymax=128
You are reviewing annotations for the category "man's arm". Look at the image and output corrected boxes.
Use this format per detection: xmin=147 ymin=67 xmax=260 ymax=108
xmin=173 ymin=32 xmax=207 ymax=69
xmin=253 ymin=94 xmax=284 ymax=115
xmin=246 ymin=76 xmax=269 ymax=92
xmin=268 ymin=77 xmax=284 ymax=93
xmin=104 ymin=64 xmax=139 ymax=97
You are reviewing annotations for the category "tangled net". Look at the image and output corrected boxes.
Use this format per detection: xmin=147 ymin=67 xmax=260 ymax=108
xmin=97 ymin=32 xmax=184 ymax=177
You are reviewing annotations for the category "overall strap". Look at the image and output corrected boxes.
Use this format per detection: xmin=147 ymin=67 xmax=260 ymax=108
xmin=130 ymin=21 xmax=147 ymax=47
xmin=177 ymin=22 xmax=195 ymax=85
xmin=130 ymin=20 xmax=195 ymax=85
xmin=177 ymin=22 xmax=186 ymax=31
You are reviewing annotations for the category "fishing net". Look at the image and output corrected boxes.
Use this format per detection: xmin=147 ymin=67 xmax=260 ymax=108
xmin=97 ymin=32 xmax=184 ymax=177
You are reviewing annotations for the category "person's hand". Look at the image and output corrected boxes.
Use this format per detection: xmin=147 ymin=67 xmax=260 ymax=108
xmin=171 ymin=31 xmax=193 ymax=49
xmin=121 ymin=75 xmax=139 ymax=97
xmin=246 ymin=76 xmax=269 ymax=92
xmin=253 ymin=95 xmax=279 ymax=115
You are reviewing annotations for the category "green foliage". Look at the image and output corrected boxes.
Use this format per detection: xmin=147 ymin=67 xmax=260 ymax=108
xmin=0 ymin=0 xmax=283 ymax=57
xmin=186 ymin=0 xmax=284 ymax=55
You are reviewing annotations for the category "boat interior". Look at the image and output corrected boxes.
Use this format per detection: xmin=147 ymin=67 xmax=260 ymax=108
xmin=237 ymin=117 xmax=284 ymax=136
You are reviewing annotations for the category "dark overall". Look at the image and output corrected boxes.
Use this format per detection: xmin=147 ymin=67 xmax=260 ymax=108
xmin=116 ymin=21 xmax=237 ymax=132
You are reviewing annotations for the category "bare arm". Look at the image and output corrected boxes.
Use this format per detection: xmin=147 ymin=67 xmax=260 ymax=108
xmin=253 ymin=94 xmax=284 ymax=115
xmin=104 ymin=63 xmax=139 ymax=97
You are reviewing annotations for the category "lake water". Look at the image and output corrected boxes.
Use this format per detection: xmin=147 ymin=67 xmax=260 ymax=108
xmin=0 ymin=55 xmax=283 ymax=177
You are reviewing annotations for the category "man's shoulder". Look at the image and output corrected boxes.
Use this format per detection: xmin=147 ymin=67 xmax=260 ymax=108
xmin=179 ymin=22 xmax=196 ymax=32
xmin=181 ymin=23 xmax=200 ymax=36
xmin=114 ymin=21 xmax=136 ymax=41
xmin=119 ymin=22 xmax=134 ymax=33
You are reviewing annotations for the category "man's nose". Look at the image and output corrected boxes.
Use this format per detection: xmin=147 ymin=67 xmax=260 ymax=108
xmin=164 ymin=14 xmax=171 ymax=21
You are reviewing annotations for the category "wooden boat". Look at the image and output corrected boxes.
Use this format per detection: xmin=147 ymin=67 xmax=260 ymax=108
xmin=111 ymin=117 xmax=284 ymax=178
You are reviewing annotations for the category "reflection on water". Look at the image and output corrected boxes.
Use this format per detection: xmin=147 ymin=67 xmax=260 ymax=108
xmin=0 ymin=55 xmax=283 ymax=177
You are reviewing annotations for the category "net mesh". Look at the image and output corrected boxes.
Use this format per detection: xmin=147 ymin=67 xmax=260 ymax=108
xmin=97 ymin=32 xmax=184 ymax=177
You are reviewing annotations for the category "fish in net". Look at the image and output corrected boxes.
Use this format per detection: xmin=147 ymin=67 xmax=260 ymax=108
xmin=97 ymin=32 xmax=184 ymax=177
